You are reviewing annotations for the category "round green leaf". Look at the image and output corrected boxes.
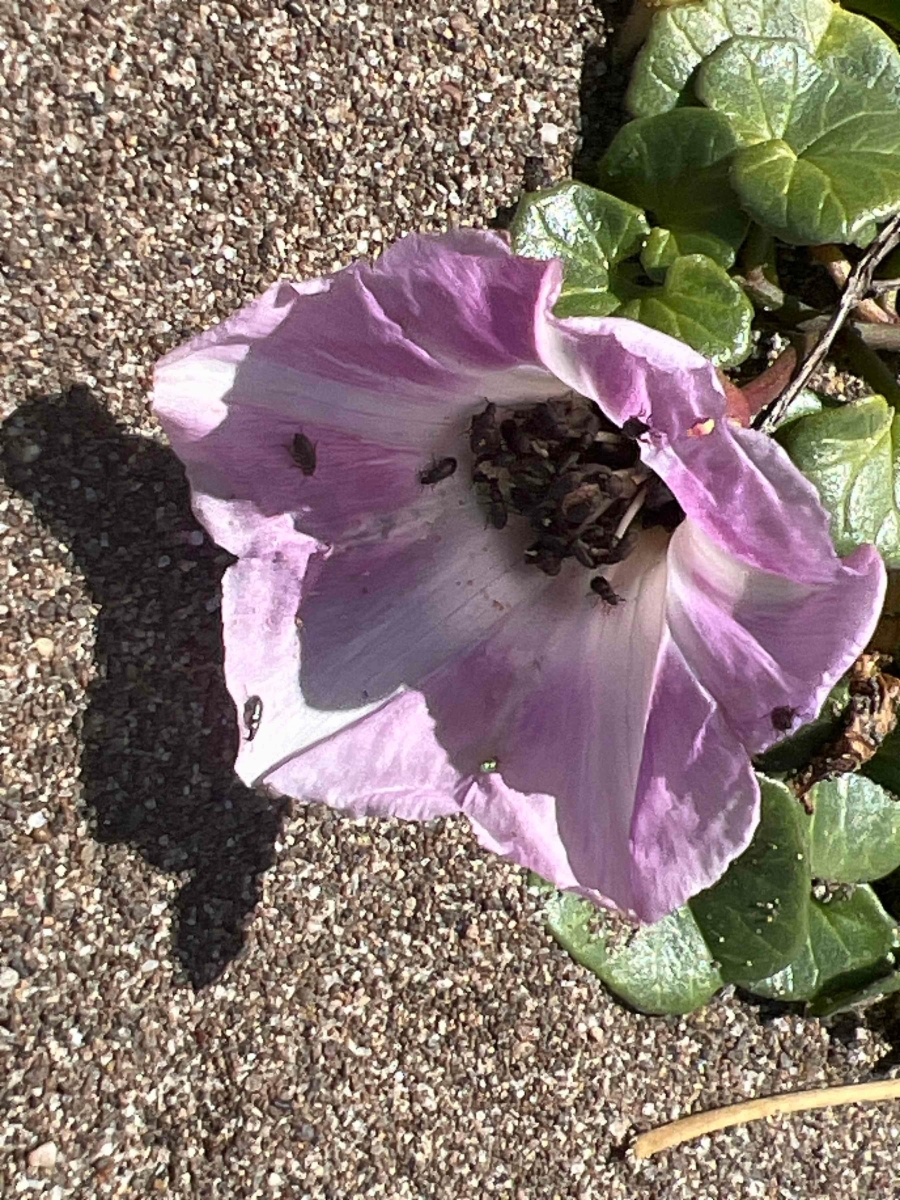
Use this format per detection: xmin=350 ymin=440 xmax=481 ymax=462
xmin=689 ymin=776 xmax=810 ymax=986
xmin=809 ymin=961 xmax=900 ymax=1017
xmin=597 ymin=109 xmax=748 ymax=268
xmin=509 ymin=182 xmax=649 ymax=318
xmin=778 ymin=395 xmax=900 ymax=566
xmin=696 ymin=37 xmax=900 ymax=245
xmin=628 ymin=0 xmax=900 ymax=119
xmin=545 ymin=892 xmax=723 ymax=1015
xmin=747 ymin=885 xmax=900 ymax=1003
xmin=808 ymin=775 xmax=900 ymax=883
xmin=617 ymin=254 xmax=753 ymax=367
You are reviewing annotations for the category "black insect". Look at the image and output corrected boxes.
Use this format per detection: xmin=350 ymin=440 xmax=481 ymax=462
xmin=590 ymin=575 xmax=625 ymax=606
xmin=243 ymin=695 xmax=263 ymax=741
xmin=621 ymin=417 xmax=650 ymax=440
xmin=418 ymin=456 xmax=458 ymax=486
xmin=770 ymin=705 xmax=800 ymax=733
xmin=469 ymin=402 xmax=501 ymax=457
xmin=289 ymin=431 xmax=317 ymax=476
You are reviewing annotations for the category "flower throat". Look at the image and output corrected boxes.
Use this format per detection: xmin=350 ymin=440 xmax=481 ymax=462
xmin=467 ymin=395 xmax=682 ymax=597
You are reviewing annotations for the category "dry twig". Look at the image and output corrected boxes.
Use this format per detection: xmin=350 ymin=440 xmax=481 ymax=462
xmin=632 ymin=1078 xmax=900 ymax=1160
xmin=755 ymin=213 xmax=900 ymax=432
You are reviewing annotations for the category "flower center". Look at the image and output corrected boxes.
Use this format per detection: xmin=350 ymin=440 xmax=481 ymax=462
xmin=468 ymin=395 xmax=682 ymax=596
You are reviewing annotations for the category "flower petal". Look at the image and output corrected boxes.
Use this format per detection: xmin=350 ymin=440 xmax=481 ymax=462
xmin=419 ymin=532 xmax=759 ymax=922
xmin=153 ymin=231 xmax=563 ymax=553
xmin=536 ymin=314 xmax=873 ymax=581
xmin=665 ymin=513 xmax=884 ymax=754
xmin=627 ymin=636 xmax=760 ymax=921
xmin=423 ymin=533 xmax=673 ymax=917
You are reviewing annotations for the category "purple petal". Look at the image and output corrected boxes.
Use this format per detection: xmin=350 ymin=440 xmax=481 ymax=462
xmin=422 ymin=531 xmax=760 ymax=922
xmin=665 ymin=498 xmax=884 ymax=755
xmin=154 ymin=231 xmax=562 ymax=556
xmin=627 ymin=638 xmax=761 ymax=921
xmin=223 ymin=554 xmax=461 ymax=821
xmin=428 ymin=532 xmax=673 ymax=917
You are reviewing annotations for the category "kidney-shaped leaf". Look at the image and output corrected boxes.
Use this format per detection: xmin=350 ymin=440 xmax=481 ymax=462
xmin=617 ymin=254 xmax=753 ymax=367
xmin=696 ymin=37 xmax=900 ymax=245
xmin=628 ymin=0 xmax=900 ymax=118
xmin=689 ymin=776 xmax=810 ymax=986
xmin=808 ymin=775 xmax=900 ymax=883
xmin=510 ymin=183 xmax=649 ymax=318
xmin=778 ymin=395 xmax=900 ymax=566
xmin=747 ymin=885 xmax=900 ymax=1003
xmin=597 ymin=108 xmax=748 ymax=268
xmin=545 ymin=892 xmax=723 ymax=1015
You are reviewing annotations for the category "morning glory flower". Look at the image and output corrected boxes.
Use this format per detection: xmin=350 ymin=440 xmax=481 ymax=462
xmin=153 ymin=230 xmax=884 ymax=922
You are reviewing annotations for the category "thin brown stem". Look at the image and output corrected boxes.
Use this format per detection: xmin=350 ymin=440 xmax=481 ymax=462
xmin=632 ymin=1078 xmax=900 ymax=1160
xmin=755 ymin=213 xmax=900 ymax=432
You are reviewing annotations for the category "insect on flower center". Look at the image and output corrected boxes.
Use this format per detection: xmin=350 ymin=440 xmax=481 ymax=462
xmin=467 ymin=394 xmax=682 ymax=597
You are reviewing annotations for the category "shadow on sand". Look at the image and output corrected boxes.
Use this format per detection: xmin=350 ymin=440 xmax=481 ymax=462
xmin=1 ymin=387 xmax=289 ymax=988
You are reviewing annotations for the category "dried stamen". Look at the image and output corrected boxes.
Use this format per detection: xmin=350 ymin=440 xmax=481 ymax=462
xmin=468 ymin=395 xmax=682 ymax=586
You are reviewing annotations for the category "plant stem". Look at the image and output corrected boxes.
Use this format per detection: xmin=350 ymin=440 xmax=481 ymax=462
xmin=632 ymin=1078 xmax=900 ymax=1160
xmin=755 ymin=213 xmax=900 ymax=433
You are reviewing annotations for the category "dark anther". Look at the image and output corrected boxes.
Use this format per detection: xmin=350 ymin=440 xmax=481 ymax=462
xmin=486 ymin=480 xmax=508 ymax=530
xmin=466 ymin=395 xmax=681 ymax=586
xmin=525 ymin=542 xmax=562 ymax=576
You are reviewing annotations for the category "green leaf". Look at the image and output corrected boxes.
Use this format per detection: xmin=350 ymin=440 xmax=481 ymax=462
xmin=696 ymin=36 xmax=900 ymax=245
xmin=843 ymin=1 xmax=900 ymax=31
xmin=509 ymin=182 xmax=751 ymax=365
xmin=628 ymin=0 xmax=900 ymax=119
xmin=809 ymin=961 xmax=900 ymax=1016
xmin=778 ymin=395 xmax=900 ymax=566
xmin=597 ymin=108 xmax=748 ymax=268
xmin=617 ymin=254 xmax=753 ymax=367
xmin=754 ymin=675 xmax=849 ymax=774
xmin=808 ymin=775 xmax=900 ymax=883
xmin=509 ymin=182 xmax=649 ymax=318
xmin=640 ymin=227 xmax=679 ymax=279
xmin=689 ymin=776 xmax=810 ymax=985
xmin=545 ymin=892 xmax=723 ymax=1015
xmin=769 ymin=388 xmax=825 ymax=432
xmin=747 ymin=885 xmax=900 ymax=1003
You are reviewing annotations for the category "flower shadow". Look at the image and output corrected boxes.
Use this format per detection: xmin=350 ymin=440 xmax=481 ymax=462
xmin=0 ymin=386 xmax=289 ymax=988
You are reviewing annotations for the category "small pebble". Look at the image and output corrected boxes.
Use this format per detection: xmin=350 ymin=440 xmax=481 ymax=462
xmin=27 ymin=1142 xmax=58 ymax=1170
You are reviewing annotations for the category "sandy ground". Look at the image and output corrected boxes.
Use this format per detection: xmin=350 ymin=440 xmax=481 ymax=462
xmin=2 ymin=1 xmax=900 ymax=1197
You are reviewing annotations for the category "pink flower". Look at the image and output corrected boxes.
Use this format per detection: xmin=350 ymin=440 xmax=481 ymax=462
xmin=153 ymin=230 xmax=884 ymax=922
